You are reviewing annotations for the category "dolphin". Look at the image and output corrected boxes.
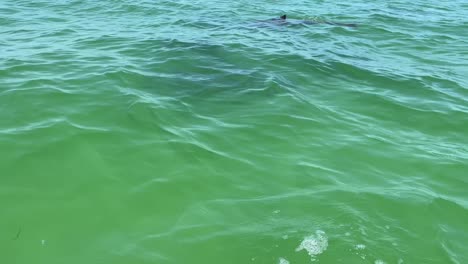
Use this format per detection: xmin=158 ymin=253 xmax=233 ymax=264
xmin=257 ymin=14 xmax=287 ymax=24
xmin=260 ymin=14 xmax=357 ymax=28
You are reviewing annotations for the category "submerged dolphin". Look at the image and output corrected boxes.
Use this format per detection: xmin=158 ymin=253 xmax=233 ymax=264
xmin=260 ymin=14 xmax=357 ymax=28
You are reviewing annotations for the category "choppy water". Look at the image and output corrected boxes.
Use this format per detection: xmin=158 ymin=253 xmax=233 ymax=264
xmin=1 ymin=0 xmax=468 ymax=263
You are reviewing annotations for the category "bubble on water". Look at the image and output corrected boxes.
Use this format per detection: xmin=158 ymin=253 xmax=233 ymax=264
xmin=354 ymin=244 xmax=367 ymax=260
xmin=375 ymin=260 xmax=386 ymax=264
xmin=345 ymin=232 xmax=351 ymax=236
xmin=355 ymin=244 xmax=366 ymax=250
xmin=385 ymin=225 xmax=390 ymax=230
xmin=41 ymin=240 xmax=46 ymax=246
xmin=282 ymin=234 xmax=289 ymax=240
xmin=295 ymin=230 xmax=328 ymax=261
xmin=273 ymin=210 xmax=281 ymax=214
xmin=398 ymin=258 xmax=404 ymax=264
xmin=279 ymin=257 xmax=289 ymax=264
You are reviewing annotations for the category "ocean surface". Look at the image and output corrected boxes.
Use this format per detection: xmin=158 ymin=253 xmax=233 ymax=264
xmin=1 ymin=0 xmax=467 ymax=263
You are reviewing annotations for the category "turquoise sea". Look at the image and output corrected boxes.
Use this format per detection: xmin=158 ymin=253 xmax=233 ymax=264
xmin=1 ymin=0 xmax=467 ymax=263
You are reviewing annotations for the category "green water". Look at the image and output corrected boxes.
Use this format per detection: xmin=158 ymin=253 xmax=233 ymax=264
xmin=1 ymin=1 xmax=468 ymax=263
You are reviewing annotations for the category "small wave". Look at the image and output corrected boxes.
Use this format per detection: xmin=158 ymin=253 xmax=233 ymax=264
xmin=0 ymin=117 xmax=64 ymax=135
xmin=65 ymin=121 xmax=109 ymax=132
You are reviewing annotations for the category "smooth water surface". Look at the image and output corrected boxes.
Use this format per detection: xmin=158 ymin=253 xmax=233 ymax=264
xmin=1 ymin=0 xmax=468 ymax=263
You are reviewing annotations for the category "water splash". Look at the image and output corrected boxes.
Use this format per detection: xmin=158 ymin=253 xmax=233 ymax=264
xmin=295 ymin=230 xmax=328 ymax=261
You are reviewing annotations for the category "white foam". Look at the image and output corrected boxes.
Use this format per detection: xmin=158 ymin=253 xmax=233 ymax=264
xmin=282 ymin=234 xmax=289 ymax=240
xmin=375 ymin=260 xmax=386 ymax=264
xmin=279 ymin=257 xmax=289 ymax=264
xmin=295 ymin=230 xmax=328 ymax=261
xmin=355 ymin=244 xmax=366 ymax=250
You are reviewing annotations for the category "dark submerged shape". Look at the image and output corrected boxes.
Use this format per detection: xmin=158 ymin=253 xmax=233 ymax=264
xmin=270 ymin=14 xmax=357 ymax=28
xmin=324 ymin=21 xmax=358 ymax=28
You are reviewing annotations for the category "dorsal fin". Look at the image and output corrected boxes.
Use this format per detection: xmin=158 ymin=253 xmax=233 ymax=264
xmin=280 ymin=14 xmax=286 ymax=20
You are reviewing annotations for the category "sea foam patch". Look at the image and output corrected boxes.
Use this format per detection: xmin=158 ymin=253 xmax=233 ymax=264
xmin=355 ymin=244 xmax=366 ymax=250
xmin=296 ymin=230 xmax=328 ymax=261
